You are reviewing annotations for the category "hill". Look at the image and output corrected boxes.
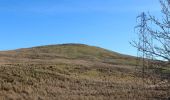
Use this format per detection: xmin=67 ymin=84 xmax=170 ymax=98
xmin=0 ymin=43 xmax=137 ymax=65
xmin=0 ymin=43 xmax=169 ymax=100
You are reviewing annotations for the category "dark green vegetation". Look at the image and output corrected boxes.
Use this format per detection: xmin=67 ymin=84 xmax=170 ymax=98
xmin=0 ymin=44 xmax=169 ymax=100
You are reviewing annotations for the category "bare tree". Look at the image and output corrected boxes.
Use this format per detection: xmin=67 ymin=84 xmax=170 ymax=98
xmin=132 ymin=0 xmax=170 ymax=63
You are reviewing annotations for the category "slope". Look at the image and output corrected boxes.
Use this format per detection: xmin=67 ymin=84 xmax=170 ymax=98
xmin=0 ymin=43 xmax=137 ymax=65
xmin=0 ymin=43 xmax=169 ymax=100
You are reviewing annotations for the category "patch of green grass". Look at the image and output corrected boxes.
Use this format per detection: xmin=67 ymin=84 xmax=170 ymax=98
xmin=162 ymin=67 xmax=170 ymax=74
xmin=81 ymin=69 xmax=100 ymax=77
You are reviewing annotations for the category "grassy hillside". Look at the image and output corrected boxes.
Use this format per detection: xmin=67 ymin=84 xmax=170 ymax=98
xmin=0 ymin=44 xmax=169 ymax=100
xmin=0 ymin=43 xmax=137 ymax=65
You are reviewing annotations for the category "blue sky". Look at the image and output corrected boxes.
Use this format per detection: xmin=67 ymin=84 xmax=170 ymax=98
xmin=0 ymin=0 xmax=161 ymax=56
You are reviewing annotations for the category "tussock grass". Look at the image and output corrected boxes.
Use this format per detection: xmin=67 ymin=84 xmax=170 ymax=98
xmin=0 ymin=63 xmax=169 ymax=100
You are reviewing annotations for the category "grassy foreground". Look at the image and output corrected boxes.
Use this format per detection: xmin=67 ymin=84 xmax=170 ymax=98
xmin=0 ymin=44 xmax=169 ymax=100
